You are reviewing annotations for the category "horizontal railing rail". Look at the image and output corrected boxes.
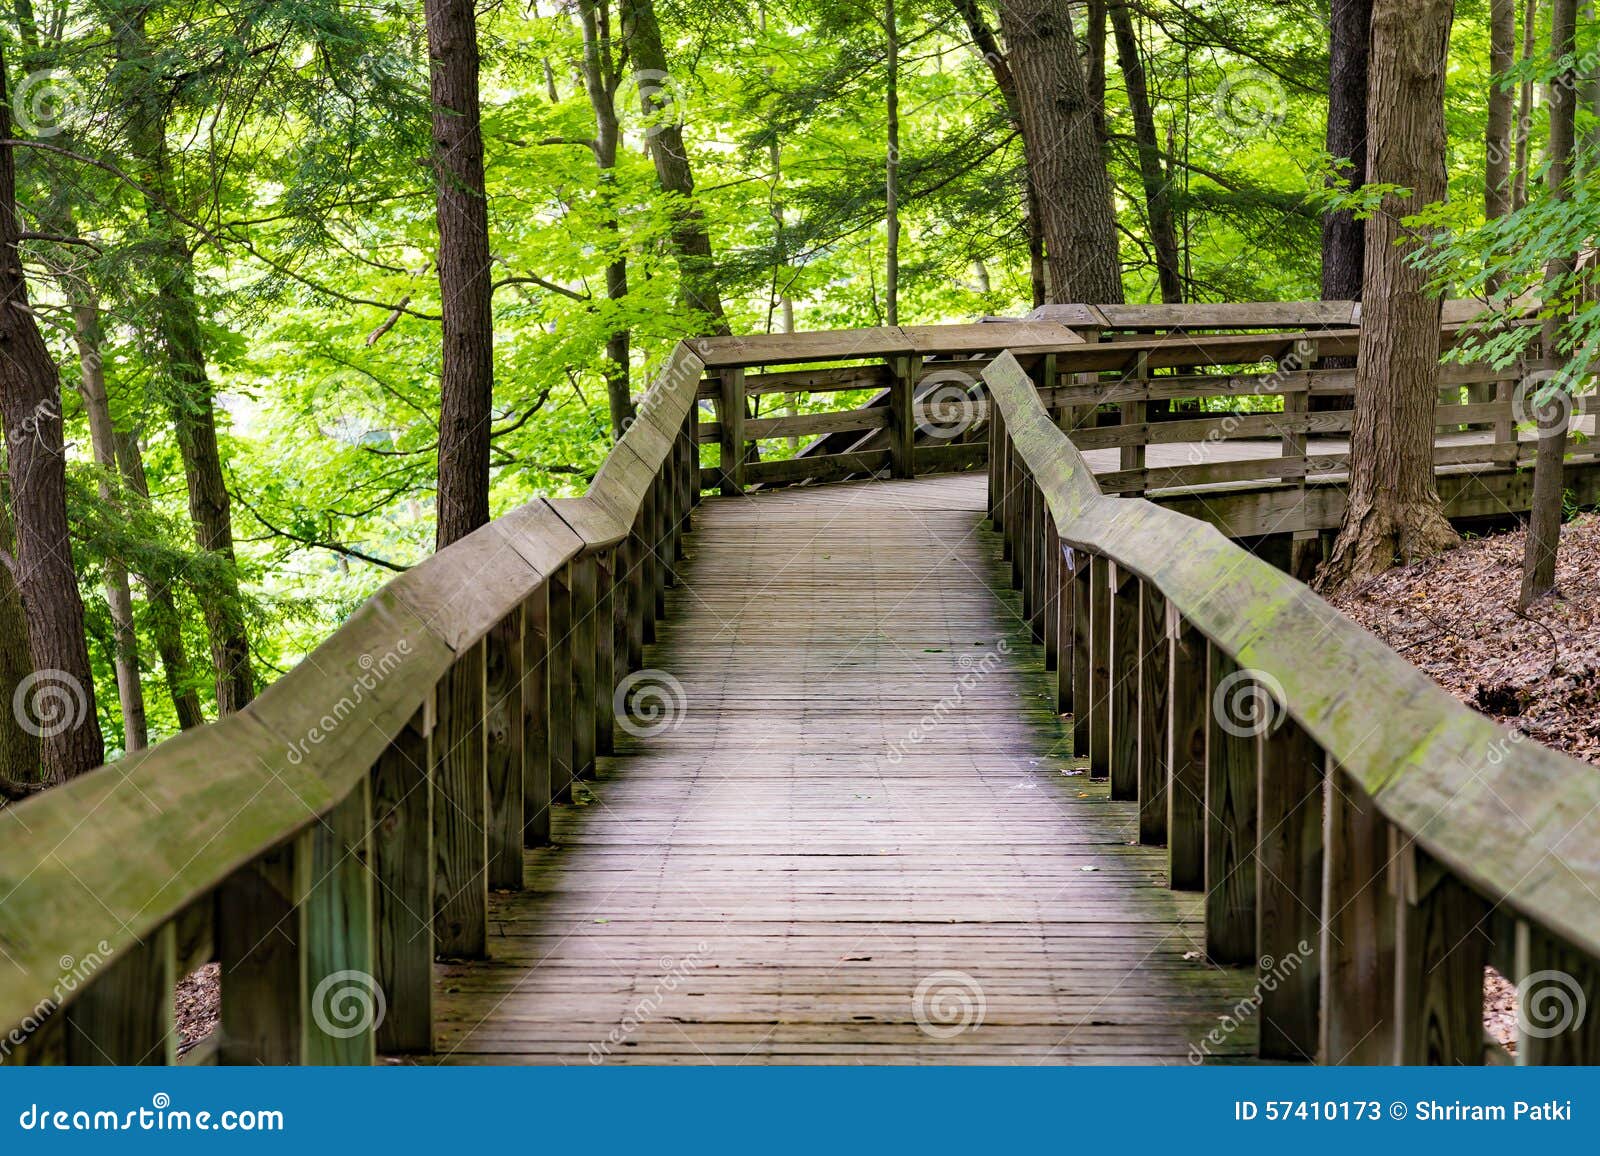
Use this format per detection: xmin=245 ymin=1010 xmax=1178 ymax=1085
xmin=0 ymin=344 xmax=707 ymax=1064
xmin=983 ymin=348 xmax=1600 ymax=1065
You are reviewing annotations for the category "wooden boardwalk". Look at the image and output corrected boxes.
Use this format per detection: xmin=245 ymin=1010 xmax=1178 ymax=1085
xmin=431 ymin=475 xmax=1258 ymax=1064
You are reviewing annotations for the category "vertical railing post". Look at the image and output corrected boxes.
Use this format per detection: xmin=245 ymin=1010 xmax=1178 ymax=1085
xmin=1136 ymin=580 xmax=1169 ymax=845
xmin=303 ymin=781 xmax=376 ymax=1065
xmin=66 ymin=925 xmax=176 ymax=1064
xmin=522 ymin=587 xmax=551 ymax=846
xmin=1054 ymin=544 xmax=1073 ymax=717
xmin=625 ymin=507 xmax=647 ymax=670
xmin=1393 ymin=846 xmax=1490 ymax=1065
xmin=1515 ymin=923 xmax=1600 ymax=1063
xmin=217 ymin=834 xmax=309 ymax=1063
xmin=1203 ymin=643 xmax=1258 ymax=965
xmin=1069 ymin=552 xmax=1091 ymax=759
xmin=1042 ymin=518 xmax=1060 ymax=674
xmin=1164 ymin=605 xmax=1206 ymax=891
xmin=571 ymin=554 xmax=599 ymax=781
xmin=485 ymin=605 xmax=525 ymax=890
xmin=548 ymin=564 xmax=575 ymax=803
xmin=1120 ymin=350 xmax=1149 ymax=496
xmin=1280 ymin=339 xmax=1315 ymax=488
xmin=887 ymin=353 xmax=920 ymax=479
xmin=595 ymin=547 xmax=617 ymax=759
xmin=1255 ymin=715 xmax=1323 ymax=1061
xmin=718 ymin=366 xmax=746 ymax=495
xmin=1088 ymin=554 xmax=1111 ymax=780
xmin=1108 ymin=563 xmax=1139 ymax=801
xmin=373 ymin=694 xmax=434 ymax=1054
xmin=1320 ymin=758 xmax=1397 ymax=1064
xmin=433 ymin=638 xmax=488 ymax=958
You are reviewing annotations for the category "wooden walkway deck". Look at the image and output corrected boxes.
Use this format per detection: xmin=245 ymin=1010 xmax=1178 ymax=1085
xmin=430 ymin=475 xmax=1257 ymax=1065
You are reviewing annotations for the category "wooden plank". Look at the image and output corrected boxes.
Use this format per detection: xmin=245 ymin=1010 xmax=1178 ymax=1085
xmin=304 ymin=781 xmax=376 ymax=1065
xmin=571 ymin=555 xmax=599 ymax=781
xmin=888 ymin=354 xmax=919 ymax=479
xmin=1515 ymin=922 xmax=1600 ymax=1064
xmin=1204 ymin=644 xmax=1258 ymax=966
xmin=1255 ymin=716 xmax=1322 ymax=1061
xmin=1108 ymin=563 xmax=1139 ymax=801
xmin=485 ymin=605 xmax=525 ymax=890
xmin=1088 ymin=554 xmax=1111 ymax=781
xmin=747 ymin=407 xmax=891 ymax=441
xmin=1393 ymin=846 xmax=1489 ymax=1065
xmin=65 ymin=924 xmax=175 ymax=1065
xmin=433 ymin=640 xmax=488 ymax=959
xmin=743 ymin=450 xmax=892 ymax=487
xmin=522 ymin=586 xmax=552 ymax=847
xmin=1320 ymin=761 xmax=1395 ymax=1065
xmin=719 ymin=367 xmax=746 ymax=494
xmin=218 ymin=836 xmax=308 ymax=1064
xmin=1070 ymin=553 xmax=1090 ymax=757
xmin=1136 ymin=581 xmax=1168 ymax=846
xmin=595 ymin=548 xmax=617 ymax=759
xmin=548 ymin=565 xmax=575 ymax=804
xmin=371 ymin=699 xmax=433 ymax=1054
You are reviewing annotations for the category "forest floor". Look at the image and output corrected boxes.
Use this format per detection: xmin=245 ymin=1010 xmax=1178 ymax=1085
xmin=1327 ymin=510 xmax=1600 ymax=1057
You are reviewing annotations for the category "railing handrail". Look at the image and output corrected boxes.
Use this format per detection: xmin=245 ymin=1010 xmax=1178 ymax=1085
xmin=981 ymin=348 xmax=1600 ymax=963
xmin=0 ymin=344 xmax=706 ymax=1037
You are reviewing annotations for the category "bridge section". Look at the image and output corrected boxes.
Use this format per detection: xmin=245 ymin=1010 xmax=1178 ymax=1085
xmin=433 ymin=477 xmax=1254 ymax=1064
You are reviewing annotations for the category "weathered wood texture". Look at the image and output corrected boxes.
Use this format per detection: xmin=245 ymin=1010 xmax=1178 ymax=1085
xmin=431 ymin=476 xmax=1256 ymax=1064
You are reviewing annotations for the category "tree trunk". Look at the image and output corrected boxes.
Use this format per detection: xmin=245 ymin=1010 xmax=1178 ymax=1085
xmin=1487 ymin=0 xmax=1516 ymax=223
xmin=577 ymin=0 xmax=634 ymax=439
xmin=1319 ymin=0 xmax=1460 ymax=590
xmin=1513 ymin=0 xmax=1539 ymax=210
xmin=998 ymin=0 xmax=1123 ymax=304
xmin=885 ymin=0 xmax=900 ymax=326
xmin=114 ymin=432 xmax=206 ymax=731
xmin=1519 ymin=0 xmax=1578 ymax=609
xmin=1085 ymin=0 xmax=1108 ymax=145
xmin=1109 ymin=0 xmax=1181 ymax=303
xmin=70 ymin=296 xmax=148 ymax=750
xmin=426 ymin=0 xmax=495 ymax=547
xmin=619 ymin=0 xmax=730 ymax=332
xmin=1321 ymin=0 xmax=1372 ymax=303
xmin=116 ymin=13 xmax=254 ymax=712
xmin=952 ymin=0 xmax=1046 ymax=305
xmin=0 ymin=48 xmax=105 ymax=782
xmin=0 ymin=472 xmax=40 ymax=784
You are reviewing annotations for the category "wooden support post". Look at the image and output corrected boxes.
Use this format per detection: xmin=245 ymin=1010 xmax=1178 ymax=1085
xmin=1010 ymin=453 xmax=1027 ymax=591
xmin=1070 ymin=553 xmax=1091 ymax=758
xmin=372 ymin=697 xmax=434 ymax=1054
xmin=1320 ymin=759 xmax=1396 ymax=1064
xmin=640 ymin=490 xmax=660 ymax=645
xmin=1165 ymin=605 xmax=1206 ymax=890
xmin=433 ymin=638 xmax=488 ymax=958
xmin=1108 ymin=563 xmax=1139 ymax=801
xmin=1280 ymin=339 xmax=1314 ymax=487
xmin=1042 ymin=518 xmax=1060 ymax=673
xmin=304 ymin=782 xmax=376 ymax=1065
xmin=625 ymin=509 xmax=647 ymax=670
xmin=1019 ymin=475 xmax=1036 ymax=627
xmin=1393 ymin=845 xmax=1490 ymax=1065
xmin=1204 ymin=643 xmax=1258 ymax=965
xmin=1515 ymin=922 xmax=1600 ymax=1063
xmin=1494 ymin=374 xmax=1517 ymax=466
xmin=1120 ymin=351 xmax=1149 ymax=495
xmin=1255 ymin=716 xmax=1323 ymax=1061
xmin=1054 ymin=545 xmax=1073 ymax=715
xmin=218 ymin=835 xmax=308 ymax=1064
xmin=1028 ymin=479 xmax=1046 ymax=644
xmin=548 ymin=564 xmax=575 ymax=803
xmin=987 ymin=403 xmax=1001 ymax=523
xmin=595 ymin=548 xmax=617 ymax=759
xmin=66 ymin=923 xmax=175 ymax=1065
xmin=1289 ymin=529 xmax=1321 ymax=583
xmin=10 ymin=1009 xmax=66 ymax=1064
xmin=1136 ymin=581 xmax=1169 ymax=845
xmin=522 ymin=586 xmax=551 ymax=846
xmin=571 ymin=554 xmax=598 ymax=781
xmin=652 ymin=474 xmax=669 ymax=617
xmin=887 ymin=353 xmax=920 ymax=479
xmin=718 ymin=366 xmax=746 ymax=495
xmin=1088 ymin=553 xmax=1111 ymax=781
xmin=484 ymin=604 xmax=525 ymax=890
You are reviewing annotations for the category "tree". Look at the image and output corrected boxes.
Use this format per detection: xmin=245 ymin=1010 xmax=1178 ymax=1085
xmin=1320 ymin=0 xmax=1371 ymax=303
xmin=1109 ymin=0 xmax=1181 ymax=303
xmin=0 ymin=45 xmax=105 ymax=781
xmin=997 ymin=0 xmax=1123 ymax=303
xmin=0 ymin=472 xmax=40 ymax=786
xmin=426 ymin=0 xmax=496 ymax=547
xmin=885 ymin=0 xmax=901 ymax=325
xmin=1519 ymin=0 xmax=1578 ymax=609
xmin=1319 ymin=0 xmax=1459 ymax=589
xmin=1487 ymin=0 xmax=1516 ymax=225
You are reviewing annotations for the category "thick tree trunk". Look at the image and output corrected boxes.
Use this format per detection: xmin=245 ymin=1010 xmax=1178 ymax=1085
xmin=1321 ymin=0 xmax=1372 ymax=303
xmin=953 ymin=0 xmax=1047 ymax=305
xmin=619 ymin=0 xmax=730 ymax=332
xmin=578 ymin=0 xmax=634 ymax=439
xmin=70 ymin=297 xmax=148 ymax=750
xmin=1520 ymin=0 xmax=1578 ymax=609
xmin=426 ymin=0 xmax=495 ymax=547
xmin=0 ymin=473 xmax=40 ymax=784
xmin=1513 ymin=0 xmax=1539 ymax=210
xmin=1320 ymin=0 xmax=1459 ymax=590
xmin=1487 ymin=0 xmax=1516 ymax=223
xmin=998 ymin=0 xmax=1123 ymax=304
xmin=116 ymin=14 xmax=254 ymax=712
xmin=885 ymin=0 xmax=900 ymax=325
xmin=1109 ymin=1 xmax=1181 ymax=303
xmin=114 ymin=432 xmax=205 ymax=731
xmin=0 ymin=50 xmax=105 ymax=782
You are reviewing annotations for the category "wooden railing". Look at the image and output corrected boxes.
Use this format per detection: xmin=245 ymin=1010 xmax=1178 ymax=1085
xmin=0 ymin=345 xmax=706 ymax=1065
xmin=693 ymin=301 xmax=1577 ymax=502
xmin=983 ymin=348 xmax=1600 ymax=1065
